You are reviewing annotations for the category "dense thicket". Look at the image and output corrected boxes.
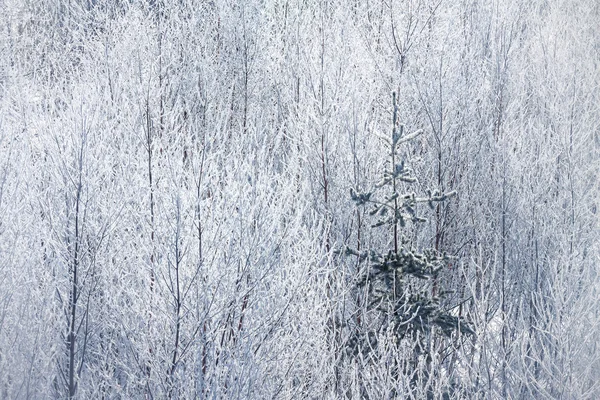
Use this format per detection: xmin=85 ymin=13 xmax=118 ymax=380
xmin=0 ymin=0 xmax=598 ymax=398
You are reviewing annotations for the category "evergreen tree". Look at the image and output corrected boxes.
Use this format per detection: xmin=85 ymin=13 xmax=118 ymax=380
xmin=345 ymin=93 xmax=474 ymax=358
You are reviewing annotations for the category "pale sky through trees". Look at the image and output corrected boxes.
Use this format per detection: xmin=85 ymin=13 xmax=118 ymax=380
xmin=0 ymin=0 xmax=598 ymax=398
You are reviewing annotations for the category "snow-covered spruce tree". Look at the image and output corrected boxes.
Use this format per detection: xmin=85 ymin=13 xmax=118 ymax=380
xmin=344 ymin=93 xmax=474 ymax=396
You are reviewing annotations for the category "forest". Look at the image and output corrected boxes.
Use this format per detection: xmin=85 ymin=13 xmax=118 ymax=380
xmin=0 ymin=0 xmax=598 ymax=398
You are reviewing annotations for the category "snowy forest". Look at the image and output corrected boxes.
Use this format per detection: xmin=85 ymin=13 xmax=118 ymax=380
xmin=0 ymin=0 xmax=598 ymax=398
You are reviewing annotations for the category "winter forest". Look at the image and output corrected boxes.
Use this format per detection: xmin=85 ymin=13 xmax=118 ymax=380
xmin=0 ymin=0 xmax=599 ymax=398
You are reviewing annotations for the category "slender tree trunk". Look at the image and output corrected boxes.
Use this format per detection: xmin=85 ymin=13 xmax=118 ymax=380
xmin=168 ymin=199 xmax=182 ymax=398
xmin=67 ymin=134 xmax=85 ymax=399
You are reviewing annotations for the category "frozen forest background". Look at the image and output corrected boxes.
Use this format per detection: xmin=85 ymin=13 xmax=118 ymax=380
xmin=0 ymin=0 xmax=599 ymax=398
